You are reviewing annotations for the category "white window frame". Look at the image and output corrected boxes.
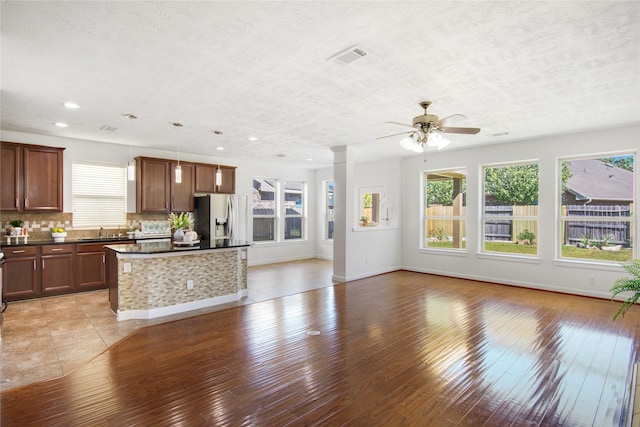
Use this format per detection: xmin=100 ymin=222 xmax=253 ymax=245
xmin=481 ymin=160 xmax=539 ymax=258
xmin=422 ymin=167 xmax=467 ymax=251
xmin=557 ymin=152 xmax=636 ymax=263
xmin=324 ymin=180 xmax=334 ymax=240
xmin=72 ymin=161 xmax=127 ymax=229
xmin=283 ymin=180 xmax=305 ymax=241
xmin=252 ymin=178 xmax=278 ymax=242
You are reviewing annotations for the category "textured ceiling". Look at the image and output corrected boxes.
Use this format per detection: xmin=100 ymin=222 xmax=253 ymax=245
xmin=1 ymin=1 xmax=639 ymax=168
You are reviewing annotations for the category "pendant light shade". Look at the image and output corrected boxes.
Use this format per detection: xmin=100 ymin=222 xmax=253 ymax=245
xmin=127 ymin=160 xmax=136 ymax=181
xmin=215 ymin=165 xmax=222 ymax=186
xmin=175 ymin=164 xmax=182 ymax=183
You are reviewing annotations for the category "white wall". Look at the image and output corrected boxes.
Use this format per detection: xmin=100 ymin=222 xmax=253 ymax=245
xmin=339 ymin=156 xmax=403 ymax=281
xmin=400 ymin=125 xmax=640 ymax=299
xmin=2 ymin=130 xmax=318 ymax=267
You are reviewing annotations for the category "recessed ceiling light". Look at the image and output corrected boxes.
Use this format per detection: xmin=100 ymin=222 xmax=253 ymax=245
xmin=248 ymin=137 xmax=258 ymax=141
xmin=54 ymin=122 xmax=68 ymax=128
xmin=306 ymin=158 xmax=313 ymax=161
xmin=63 ymin=102 xmax=80 ymax=109
xmin=216 ymin=147 xmax=224 ymax=151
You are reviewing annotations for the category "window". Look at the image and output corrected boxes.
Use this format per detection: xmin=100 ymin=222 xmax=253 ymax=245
xmin=424 ymin=169 xmax=466 ymax=250
xmin=559 ymin=154 xmax=635 ymax=262
xmin=358 ymin=186 xmax=383 ymax=227
xmin=284 ymin=180 xmax=304 ymax=240
xmin=252 ymin=178 xmax=277 ymax=242
xmin=482 ymin=162 xmax=539 ymax=256
xmin=252 ymin=178 xmax=307 ymax=242
xmin=72 ymin=162 xmax=127 ymax=228
xmin=325 ymin=181 xmax=334 ymax=239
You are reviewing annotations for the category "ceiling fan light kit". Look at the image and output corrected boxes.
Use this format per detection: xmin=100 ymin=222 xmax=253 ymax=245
xmin=378 ymin=101 xmax=480 ymax=153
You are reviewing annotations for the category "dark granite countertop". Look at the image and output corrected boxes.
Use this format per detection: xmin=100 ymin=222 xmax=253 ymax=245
xmin=1 ymin=236 xmax=135 ymax=247
xmin=105 ymin=239 xmax=251 ymax=254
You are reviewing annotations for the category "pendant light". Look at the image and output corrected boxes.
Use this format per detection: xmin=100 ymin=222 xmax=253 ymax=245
xmin=125 ymin=114 xmax=137 ymax=181
xmin=173 ymin=122 xmax=183 ymax=183
xmin=216 ymin=164 xmax=222 ymax=187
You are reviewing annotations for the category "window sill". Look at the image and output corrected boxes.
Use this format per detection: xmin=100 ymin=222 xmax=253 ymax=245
xmin=251 ymin=239 xmax=309 ymax=247
xmin=476 ymin=252 xmax=541 ymax=264
xmin=552 ymin=258 xmax=626 ymax=271
xmin=418 ymin=248 xmax=468 ymax=257
xmin=352 ymin=224 xmax=399 ymax=232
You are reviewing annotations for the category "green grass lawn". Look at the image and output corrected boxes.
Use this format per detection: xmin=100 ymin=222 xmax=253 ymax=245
xmin=427 ymin=240 xmax=633 ymax=261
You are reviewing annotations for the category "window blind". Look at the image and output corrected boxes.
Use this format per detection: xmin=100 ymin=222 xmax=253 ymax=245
xmin=72 ymin=162 xmax=127 ymax=228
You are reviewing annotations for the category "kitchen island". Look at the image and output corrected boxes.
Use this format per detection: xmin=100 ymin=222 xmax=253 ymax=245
xmin=105 ymin=239 xmax=250 ymax=320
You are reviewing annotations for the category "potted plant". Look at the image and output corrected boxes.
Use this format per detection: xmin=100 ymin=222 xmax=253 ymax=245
xmin=9 ymin=219 xmax=24 ymax=236
xmin=168 ymin=212 xmax=192 ymax=241
xmin=610 ymin=259 xmax=640 ymax=320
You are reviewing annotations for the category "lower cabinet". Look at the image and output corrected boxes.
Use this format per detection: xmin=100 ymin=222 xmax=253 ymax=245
xmin=2 ymin=246 xmax=39 ymax=300
xmin=77 ymin=243 xmax=107 ymax=290
xmin=1 ymin=240 xmax=132 ymax=301
xmin=41 ymin=244 xmax=75 ymax=295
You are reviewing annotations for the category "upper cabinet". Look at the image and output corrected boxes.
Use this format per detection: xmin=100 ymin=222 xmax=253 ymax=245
xmin=136 ymin=157 xmax=170 ymax=213
xmin=170 ymin=161 xmax=195 ymax=212
xmin=194 ymin=164 xmax=236 ymax=194
xmin=136 ymin=157 xmax=196 ymax=213
xmin=0 ymin=142 xmax=64 ymax=212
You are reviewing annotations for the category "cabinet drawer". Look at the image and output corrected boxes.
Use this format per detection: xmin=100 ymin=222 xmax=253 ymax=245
xmin=41 ymin=244 xmax=74 ymax=255
xmin=77 ymin=243 xmax=107 ymax=253
xmin=3 ymin=246 xmax=37 ymax=257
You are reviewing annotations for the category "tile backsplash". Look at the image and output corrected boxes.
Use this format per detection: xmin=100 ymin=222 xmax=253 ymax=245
xmin=1 ymin=212 xmax=168 ymax=241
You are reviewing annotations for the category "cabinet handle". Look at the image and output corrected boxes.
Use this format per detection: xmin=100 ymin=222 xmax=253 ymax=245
xmin=33 ymin=260 xmax=36 ymax=270
xmin=51 ymin=248 xmax=63 ymax=252
xmin=42 ymin=260 xmax=45 ymax=269
xmin=12 ymin=250 xmax=25 ymax=254
xmin=24 ymin=198 xmax=28 ymax=208
xmin=15 ymin=198 xmax=19 ymax=208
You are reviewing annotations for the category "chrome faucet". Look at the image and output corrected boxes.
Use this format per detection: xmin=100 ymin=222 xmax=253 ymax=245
xmin=99 ymin=227 xmax=103 ymax=238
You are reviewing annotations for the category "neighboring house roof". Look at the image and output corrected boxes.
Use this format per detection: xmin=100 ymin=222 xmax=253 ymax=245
xmin=566 ymin=159 xmax=633 ymax=202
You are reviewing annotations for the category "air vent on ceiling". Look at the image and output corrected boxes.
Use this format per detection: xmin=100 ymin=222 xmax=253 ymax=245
xmin=328 ymin=46 xmax=367 ymax=65
xmin=100 ymin=125 xmax=117 ymax=132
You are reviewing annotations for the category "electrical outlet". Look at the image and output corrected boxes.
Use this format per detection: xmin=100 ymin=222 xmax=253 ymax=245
xmin=241 ymin=251 xmax=247 ymax=260
xmin=123 ymin=263 xmax=131 ymax=273
xmin=187 ymin=280 xmax=194 ymax=290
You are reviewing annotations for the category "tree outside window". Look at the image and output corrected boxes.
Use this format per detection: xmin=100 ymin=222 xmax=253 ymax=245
xmin=424 ymin=169 xmax=466 ymax=249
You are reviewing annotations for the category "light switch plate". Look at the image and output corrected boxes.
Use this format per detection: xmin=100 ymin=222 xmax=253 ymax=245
xmin=123 ymin=263 xmax=131 ymax=273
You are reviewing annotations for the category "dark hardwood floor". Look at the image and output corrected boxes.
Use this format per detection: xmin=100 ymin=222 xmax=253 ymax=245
xmin=1 ymin=269 xmax=638 ymax=426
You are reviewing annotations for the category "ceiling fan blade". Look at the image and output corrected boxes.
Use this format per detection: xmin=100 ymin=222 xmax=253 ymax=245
xmin=385 ymin=121 xmax=415 ymax=129
xmin=439 ymin=126 xmax=481 ymax=135
xmin=436 ymin=114 xmax=467 ymax=127
xmin=376 ymin=130 xmax=414 ymax=139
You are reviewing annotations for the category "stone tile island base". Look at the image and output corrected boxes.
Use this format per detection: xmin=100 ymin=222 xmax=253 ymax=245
xmin=113 ymin=248 xmax=248 ymax=321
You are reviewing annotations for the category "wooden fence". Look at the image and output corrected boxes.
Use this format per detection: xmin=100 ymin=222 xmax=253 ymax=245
xmin=563 ymin=204 xmax=632 ymax=246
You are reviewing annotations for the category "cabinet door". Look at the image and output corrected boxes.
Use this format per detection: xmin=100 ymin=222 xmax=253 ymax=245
xmin=216 ymin=166 xmax=236 ymax=194
xmin=76 ymin=251 xmax=106 ymax=289
xmin=136 ymin=158 xmax=170 ymax=212
xmin=23 ymin=145 xmax=64 ymax=211
xmin=194 ymin=163 xmax=216 ymax=193
xmin=2 ymin=256 xmax=39 ymax=301
xmin=41 ymin=253 xmax=75 ymax=294
xmin=194 ymin=163 xmax=235 ymax=194
xmin=170 ymin=162 xmax=195 ymax=212
xmin=1 ymin=143 xmax=21 ymax=211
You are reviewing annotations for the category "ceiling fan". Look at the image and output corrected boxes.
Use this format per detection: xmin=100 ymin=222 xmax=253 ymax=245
xmin=378 ymin=101 xmax=480 ymax=152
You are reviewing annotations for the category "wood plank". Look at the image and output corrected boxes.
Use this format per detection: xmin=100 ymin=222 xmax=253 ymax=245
xmin=2 ymin=271 xmax=639 ymax=426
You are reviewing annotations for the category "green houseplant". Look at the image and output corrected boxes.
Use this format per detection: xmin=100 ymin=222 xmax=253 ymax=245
xmin=610 ymin=259 xmax=640 ymax=320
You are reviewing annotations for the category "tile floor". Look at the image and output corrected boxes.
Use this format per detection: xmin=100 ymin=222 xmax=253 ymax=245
xmin=1 ymin=258 xmax=336 ymax=391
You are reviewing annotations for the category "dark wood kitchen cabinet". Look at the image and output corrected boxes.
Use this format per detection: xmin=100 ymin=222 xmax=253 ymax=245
xmin=1 ymin=246 xmax=39 ymax=300
xmin=77 ymin=243 xmax=106 ymax=290
xmin=136 ymin=157 xmax=170 ymax=213
xmin=0 ymin=142 xmax=64 ymax=211
xmin=170 ymin=161 xmax=195 ymax=212
xmin=194 ymin=163 xmax=236 ymax=194
xmin=0 ymin=143 xmax=21 ymax=211
xmin=41 ymin=244 xmax=75 ymax=295
xmin=136 ymin=157 xmax=195 ymax=212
